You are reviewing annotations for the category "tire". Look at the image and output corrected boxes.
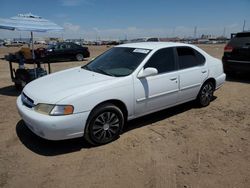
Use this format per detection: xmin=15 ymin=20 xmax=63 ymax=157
xmin=76 ymin=53 xmax=84 ymax=61
xmin=197 ymin=81 xmax=214 ymax=107
xmin=84 ymin=103 xmax=124 ymax=146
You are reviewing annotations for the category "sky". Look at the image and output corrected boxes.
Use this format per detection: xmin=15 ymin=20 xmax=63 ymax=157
xmin=0 ymin=0 xmax=250 ymax=40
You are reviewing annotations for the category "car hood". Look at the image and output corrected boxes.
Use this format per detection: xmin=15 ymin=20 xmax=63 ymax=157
xmin=23 ymin=67 xmax=115 ymax=104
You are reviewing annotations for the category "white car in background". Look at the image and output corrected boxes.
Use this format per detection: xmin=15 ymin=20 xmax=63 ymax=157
xmin=17 ymin=42 xmax=225 ymax=145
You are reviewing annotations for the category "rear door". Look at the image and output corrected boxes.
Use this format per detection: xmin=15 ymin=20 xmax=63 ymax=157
xmin=176 ymin=47 xmax=208 ymax=103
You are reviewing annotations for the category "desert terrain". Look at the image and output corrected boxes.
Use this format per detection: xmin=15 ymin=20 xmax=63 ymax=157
xmin=0 ymin=44 xmax=249 ymax=188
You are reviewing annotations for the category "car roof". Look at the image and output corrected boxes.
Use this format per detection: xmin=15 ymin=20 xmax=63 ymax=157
xmin=117 ymin=42 xmax=193 ymax=50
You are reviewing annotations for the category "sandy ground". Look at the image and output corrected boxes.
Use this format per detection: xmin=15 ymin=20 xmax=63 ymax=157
xmin=0 ymin=44 xmax=249 ymax=188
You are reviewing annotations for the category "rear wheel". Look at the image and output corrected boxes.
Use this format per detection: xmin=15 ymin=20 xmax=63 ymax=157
xmin=84 ymin=103 xmax=124 ymax=145
xmin=197 ymin=81 xmax=214 ymax=107
xmin=76 ymin=53 xmax=84 ymax=61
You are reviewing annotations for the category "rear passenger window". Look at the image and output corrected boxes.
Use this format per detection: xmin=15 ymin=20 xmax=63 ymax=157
xmin=195 ymin=50 xmax=206 ymax=64
xmin=177 ymin=47 xmax=205 ymax=69
xmin=144 ymin=48 xmax=176 ymax=74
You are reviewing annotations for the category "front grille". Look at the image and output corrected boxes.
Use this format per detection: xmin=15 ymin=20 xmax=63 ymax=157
xmin=21 ymin=92 xmax=35 ymax=108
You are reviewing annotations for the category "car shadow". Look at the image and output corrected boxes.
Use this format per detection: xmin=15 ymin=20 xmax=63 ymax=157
xmin=0 ymin=85 xmax=21 ymax=96
xmin=123 ymin=100 xmax=209 ymax=133
xmin=16 ymin=99 xmax=216 ymax=156
xmin=16 ymin=120 xmax=92 ymax=156
xmin=226 ymin=73 xmax=250 ymax=84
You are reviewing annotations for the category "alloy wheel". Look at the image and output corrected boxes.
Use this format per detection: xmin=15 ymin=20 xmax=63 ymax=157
xmin=200 ymin=82 xmax=214 ymax=106
xmin=91 ymin=111 xmax=120 ymax=142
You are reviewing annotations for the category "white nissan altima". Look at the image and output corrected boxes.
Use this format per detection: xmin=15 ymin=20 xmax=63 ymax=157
xmin=17 ymin=42 xmax=225 ymax=145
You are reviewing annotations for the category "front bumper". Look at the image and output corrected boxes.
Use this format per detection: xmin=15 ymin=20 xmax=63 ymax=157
xmin=16 ymin=96 xmax=90 ymax=140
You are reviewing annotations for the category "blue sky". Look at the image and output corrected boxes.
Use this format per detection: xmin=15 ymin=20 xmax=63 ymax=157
xmin=0 ymin=0 xmax=250 ymax=40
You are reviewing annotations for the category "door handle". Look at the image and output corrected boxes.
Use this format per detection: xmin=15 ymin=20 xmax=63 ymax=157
xmin=201 ymin=70 xmax=207 ymax=73
xmin=170 ymin=77 xmax=177 ymax=81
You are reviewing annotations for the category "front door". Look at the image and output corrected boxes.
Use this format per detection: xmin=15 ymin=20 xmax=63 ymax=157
xmin=134 ymin=47 xmax=179 ymax=116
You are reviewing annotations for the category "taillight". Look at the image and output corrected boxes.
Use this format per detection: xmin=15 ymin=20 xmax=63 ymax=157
xmin=224 ymin=44 xmax=233 ymax=53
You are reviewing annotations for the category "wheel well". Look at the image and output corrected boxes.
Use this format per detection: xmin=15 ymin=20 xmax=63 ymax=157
xmin=91 ymin=100 xmax=128 ymax=121
xmin=204 ymin=78 xmax=216 ymax=89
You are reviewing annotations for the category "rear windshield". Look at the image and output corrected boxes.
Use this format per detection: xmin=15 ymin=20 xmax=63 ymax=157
xmin=235 ymin=33 xmax=250 ymax=38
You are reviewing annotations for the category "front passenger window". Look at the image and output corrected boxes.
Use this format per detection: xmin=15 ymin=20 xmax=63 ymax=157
xmin=144 ymin=48 xmax=176 ymax=74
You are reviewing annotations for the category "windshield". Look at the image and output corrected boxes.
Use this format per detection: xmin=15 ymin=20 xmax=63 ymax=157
xmin=82 ymin=47 xmax=151 ymax=77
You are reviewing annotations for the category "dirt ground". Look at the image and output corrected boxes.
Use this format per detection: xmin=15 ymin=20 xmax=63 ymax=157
xmin=0 ymin=44 xmax=249 ymax=188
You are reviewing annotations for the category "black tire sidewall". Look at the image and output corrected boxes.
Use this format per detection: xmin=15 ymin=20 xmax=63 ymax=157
xmin=85 ymin=104 xmax=124 ymax=145
xmin=76 ymin=53 xmax=83 ymax=61
xmin=198 ymin=82 xmax=214 ymax=107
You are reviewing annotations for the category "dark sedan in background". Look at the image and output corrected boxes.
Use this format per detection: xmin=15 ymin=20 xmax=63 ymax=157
xmin=222 ymin=32 xmax=250 ymax=75
xmin=45 ymin=42 xmax=90 ymax=62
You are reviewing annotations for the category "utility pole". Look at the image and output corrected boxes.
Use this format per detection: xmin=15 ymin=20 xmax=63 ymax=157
xmin=194 ymin=26 xmax=197 ymax=39
xmin=243 ymin=20 xmax=246 ymax=31
xmin=223 ymin=27 xmax=226 ymax=37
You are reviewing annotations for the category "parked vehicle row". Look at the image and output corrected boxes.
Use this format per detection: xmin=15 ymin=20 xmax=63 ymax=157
xmin=17 ymin=42 xmax=225 ymax=145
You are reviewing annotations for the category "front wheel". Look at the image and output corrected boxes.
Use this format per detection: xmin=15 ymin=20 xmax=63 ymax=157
xmin=197 ymin=81 xmax=214 ymax=107
xmin=84 ymin=103 xmax=124 ymax=145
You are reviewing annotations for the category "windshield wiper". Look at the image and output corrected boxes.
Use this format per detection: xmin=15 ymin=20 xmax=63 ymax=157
xmin=82 ymin=65 xmax=115 ymax=76
xmin=94 ymin=67 xmax=115 ymax=77
xmin=82 ymin=65 xmax=92 ymax=71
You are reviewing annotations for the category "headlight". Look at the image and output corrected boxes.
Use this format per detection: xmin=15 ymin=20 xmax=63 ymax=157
xmin=34 ymin=104 xmax=74 ymax=116
xmin=34 ymin=104 xmax=54 ymax=115
xmin=50 ymin=105 xmax=74 ymax=116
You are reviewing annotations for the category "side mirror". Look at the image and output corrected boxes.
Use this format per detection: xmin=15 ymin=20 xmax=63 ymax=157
xmin=137 ymin=67 xmax=158 ymax=78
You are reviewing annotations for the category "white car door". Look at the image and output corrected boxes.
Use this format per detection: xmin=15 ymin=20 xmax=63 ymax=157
xmin=134 ymin=47 xmax=179 ymax=116
xmin=176 ymin=47 xmax=208 ymax=103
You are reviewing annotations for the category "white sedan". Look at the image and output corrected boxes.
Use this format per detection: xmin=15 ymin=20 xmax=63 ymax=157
xmin=17 ymin=42 xmax=225 ymax=145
